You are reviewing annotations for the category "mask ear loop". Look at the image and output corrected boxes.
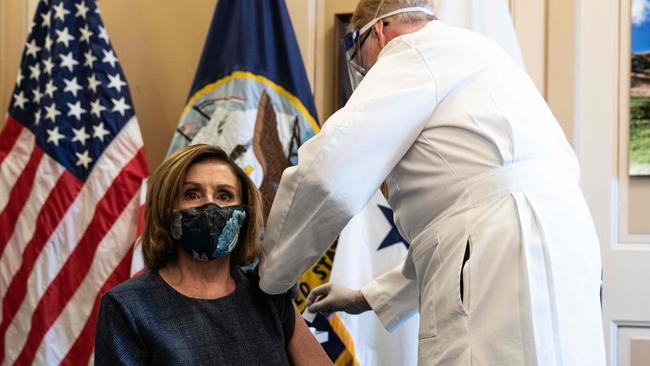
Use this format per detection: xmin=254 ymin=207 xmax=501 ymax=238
xmin=349 ymin=29 xmax=373 ymax=69
xmin=364 ymin=0 xmax=387 ymax=52
xmin=350 ymin=0 xmax=388 ymax=72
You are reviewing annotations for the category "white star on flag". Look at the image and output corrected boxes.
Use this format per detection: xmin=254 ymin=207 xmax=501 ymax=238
xmin=32 ymin=89 xmax=44 ymax=104
xmin=46 ymin=126 xmax=65 ymax=146
xmin=25 ymin=39 xmax=42 ymax=58
xmin=13 ymin=91 xmax=28 ymax=109
xmin=107 ymin=73 xmax=126 ymax=92
xmin=98 ymin=25 xmax=109 ymax=43
xmin=75 ymin=2 xmax=89 ymax=19
xmin=84 ymin=50 xmax=97 ymax=68
xmin=63 ymin=77 xmax=83 ymax=96
xmin=44 ymin=35 xmax=53 ymax=50
xmin=16 ymin=72 xmax=23 ymax=86
xmin=28 ymin=64 xmax=41 ymax=80
xmin=43 ymin=57 xmax=54 ymax=74
xmin=44 ymin=102 xmax=61 ymax=122
xmin=52 ymin=2 xmax=70 ymax=21
xmin=90 ymin=99 xmax=106 ymax=117
xmin=45 ymin=79 xmax=58 ymax=98
xmin=72 ymin=126 xmax=91 ymax=145
xmin=34 ymin=110 xmax=41 ymax=125
xmin=67 ymin=101 xmax=87 ymax=121
xmin=111 ymin=97 xmax=131 ymax=116
xmin=87 ymin=74 xmax=101 ymax=92
xmin=79 ymin=25 xmax=93 ymax=43
xmin=92 ymin=122 xmax=111 ymax=141
xmin=102 ymin=49 xmax=118 ymax=68
xmin=56 ymin=27 xmax=75 ymax=48
xmin=60 ymin=52 xmax=80 ymax=72
xmin=75 ymin=150 xmax=93 ymax=169
xmin=41 ymin=12 xmax=51 ymax=28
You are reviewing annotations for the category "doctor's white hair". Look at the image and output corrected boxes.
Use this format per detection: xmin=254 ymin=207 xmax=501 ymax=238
xmin=351 ymin=0 xmax=436 ymax=31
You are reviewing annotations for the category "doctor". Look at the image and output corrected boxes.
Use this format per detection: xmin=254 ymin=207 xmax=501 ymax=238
xmin=259 ymin=0 xmax=606 ymax=364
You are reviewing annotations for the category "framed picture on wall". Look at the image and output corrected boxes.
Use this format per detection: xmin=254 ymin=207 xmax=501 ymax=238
xmin=630 ymin=2 xmax=650 ymax=176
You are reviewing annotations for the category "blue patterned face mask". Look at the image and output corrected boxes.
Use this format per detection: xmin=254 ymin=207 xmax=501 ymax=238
xmin=169 ymin=203 xmax=247 ymax=261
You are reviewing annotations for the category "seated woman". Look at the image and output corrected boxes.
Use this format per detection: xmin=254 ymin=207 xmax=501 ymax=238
xmin=95 ymin=144 xmax=331 ymax=366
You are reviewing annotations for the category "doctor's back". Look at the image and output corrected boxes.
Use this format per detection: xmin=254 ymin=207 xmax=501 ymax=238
xmin=373 ymin=20 xmax=582 ymax=239
xmin=354 ymin=20 xmax=605 ymax=365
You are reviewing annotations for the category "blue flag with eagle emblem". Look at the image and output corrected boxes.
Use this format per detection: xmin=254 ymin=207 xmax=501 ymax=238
xmin=167 ymin=0 xmax=355 ymax=362
xmin=168 ymin=0 xmax=319 ymax=161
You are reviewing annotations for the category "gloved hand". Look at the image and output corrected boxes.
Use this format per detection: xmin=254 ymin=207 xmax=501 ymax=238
xmin=305 ymin=283 xmax=371 ymax=315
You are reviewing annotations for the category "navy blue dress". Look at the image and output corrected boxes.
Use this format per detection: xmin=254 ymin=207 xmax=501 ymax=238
xmin=94 ymin=268 xmax=295 ymax=365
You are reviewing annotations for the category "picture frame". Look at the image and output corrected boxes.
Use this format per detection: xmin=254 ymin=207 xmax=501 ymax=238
xmin=630 ymin=1 xmax=650 ymax=176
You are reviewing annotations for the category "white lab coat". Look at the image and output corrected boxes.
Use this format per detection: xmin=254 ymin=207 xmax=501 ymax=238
xmin=259 ymin=21 xmax=605 ymax=365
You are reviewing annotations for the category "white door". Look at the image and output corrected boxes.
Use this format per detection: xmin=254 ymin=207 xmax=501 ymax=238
xmin=575 ymin=1 xmax=650 ymax=365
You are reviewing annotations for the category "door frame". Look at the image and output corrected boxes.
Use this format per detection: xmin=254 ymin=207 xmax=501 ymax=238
xmin=575 ymin=0 xmax=650 ymax=364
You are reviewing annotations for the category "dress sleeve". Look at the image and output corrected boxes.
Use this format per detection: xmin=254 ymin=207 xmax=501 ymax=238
xmin=271 ymin=293 xmax=296 ymax=347
xmin=259 ymin=39 xmax=438 ymax=294
xmin=246 ymin=267 xmax=297 ymax=347
xmin=94 ymin=291 xmax=147 ymax=366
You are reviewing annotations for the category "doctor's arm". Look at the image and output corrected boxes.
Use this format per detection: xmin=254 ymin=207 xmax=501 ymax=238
xmin=307 ymin=262 xmax=419 ymax=332
xmin=258 ymin=39 xmax=438 ymax=294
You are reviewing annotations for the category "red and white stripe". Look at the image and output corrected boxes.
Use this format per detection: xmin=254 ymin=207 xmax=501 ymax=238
xmin=0 ymin=116 xmax=148 ymax=365
xmin=0 ymin=118 xmax=34 ymax=214
xmin=129 ymin=178 xmax=148 ymax=277
xmin=35 ymin=190 xmax=141 ymax=365
xmin=0 ymin=152 xmax=66 ymax=304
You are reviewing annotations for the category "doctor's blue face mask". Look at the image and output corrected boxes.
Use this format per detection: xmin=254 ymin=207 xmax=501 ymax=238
xmin=169 ymin=203 xmax=247 ymax=261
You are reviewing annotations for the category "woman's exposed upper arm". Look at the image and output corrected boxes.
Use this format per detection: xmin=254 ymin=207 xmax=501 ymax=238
xmin=286 ymin=305 xmax=333 ymax=366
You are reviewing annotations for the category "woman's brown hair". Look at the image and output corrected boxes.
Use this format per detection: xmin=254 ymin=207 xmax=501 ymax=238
xmin=142 ymin=144 xmax=264 ymax=270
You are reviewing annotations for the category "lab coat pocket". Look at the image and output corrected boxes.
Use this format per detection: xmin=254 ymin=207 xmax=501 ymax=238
xmin=458 ymin=237 xmax=472 ymax=316
xmin=413 ymin=232 xmax=441 ymax=340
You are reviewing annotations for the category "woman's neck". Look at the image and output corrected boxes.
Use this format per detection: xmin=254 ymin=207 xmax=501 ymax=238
xmin=159 ymin=251 xmax=236 ymax=300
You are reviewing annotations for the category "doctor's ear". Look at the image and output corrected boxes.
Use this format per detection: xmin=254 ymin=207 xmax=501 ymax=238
xmin=373 ymin=21 xmax=388 ymax=48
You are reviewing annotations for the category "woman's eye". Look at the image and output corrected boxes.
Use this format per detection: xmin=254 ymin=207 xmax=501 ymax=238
xmin=219 ymin=192 xmax=233 ymax=201
xmin=184 ymin=190 xmax=199 ymax=200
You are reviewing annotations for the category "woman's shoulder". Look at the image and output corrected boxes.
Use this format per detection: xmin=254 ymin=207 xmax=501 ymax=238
xmin=235 ymin=266 xmax=294 ymax=309
xmin=235 ymin=267 xmax=290 ymax=301
xmin=103 ymin=271 xmax=163 ymax=303
xmin=236 ymin=266 xmax=274 ymax=294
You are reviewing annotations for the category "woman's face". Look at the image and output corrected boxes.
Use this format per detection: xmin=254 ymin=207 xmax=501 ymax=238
xmin=175 ymin=158 xmax=241 ymax=210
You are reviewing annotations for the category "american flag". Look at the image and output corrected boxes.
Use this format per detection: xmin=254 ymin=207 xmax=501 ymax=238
xmin=0 ymin=0 xmax=148 ymax=364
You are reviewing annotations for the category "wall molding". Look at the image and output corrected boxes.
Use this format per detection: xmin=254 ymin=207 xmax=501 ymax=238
xmin=613 ymin=322 xmax=650 ymax=366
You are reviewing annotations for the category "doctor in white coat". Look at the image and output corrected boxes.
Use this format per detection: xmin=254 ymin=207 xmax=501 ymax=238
xmin=259 ymin=0 xmax=606 ymax=364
